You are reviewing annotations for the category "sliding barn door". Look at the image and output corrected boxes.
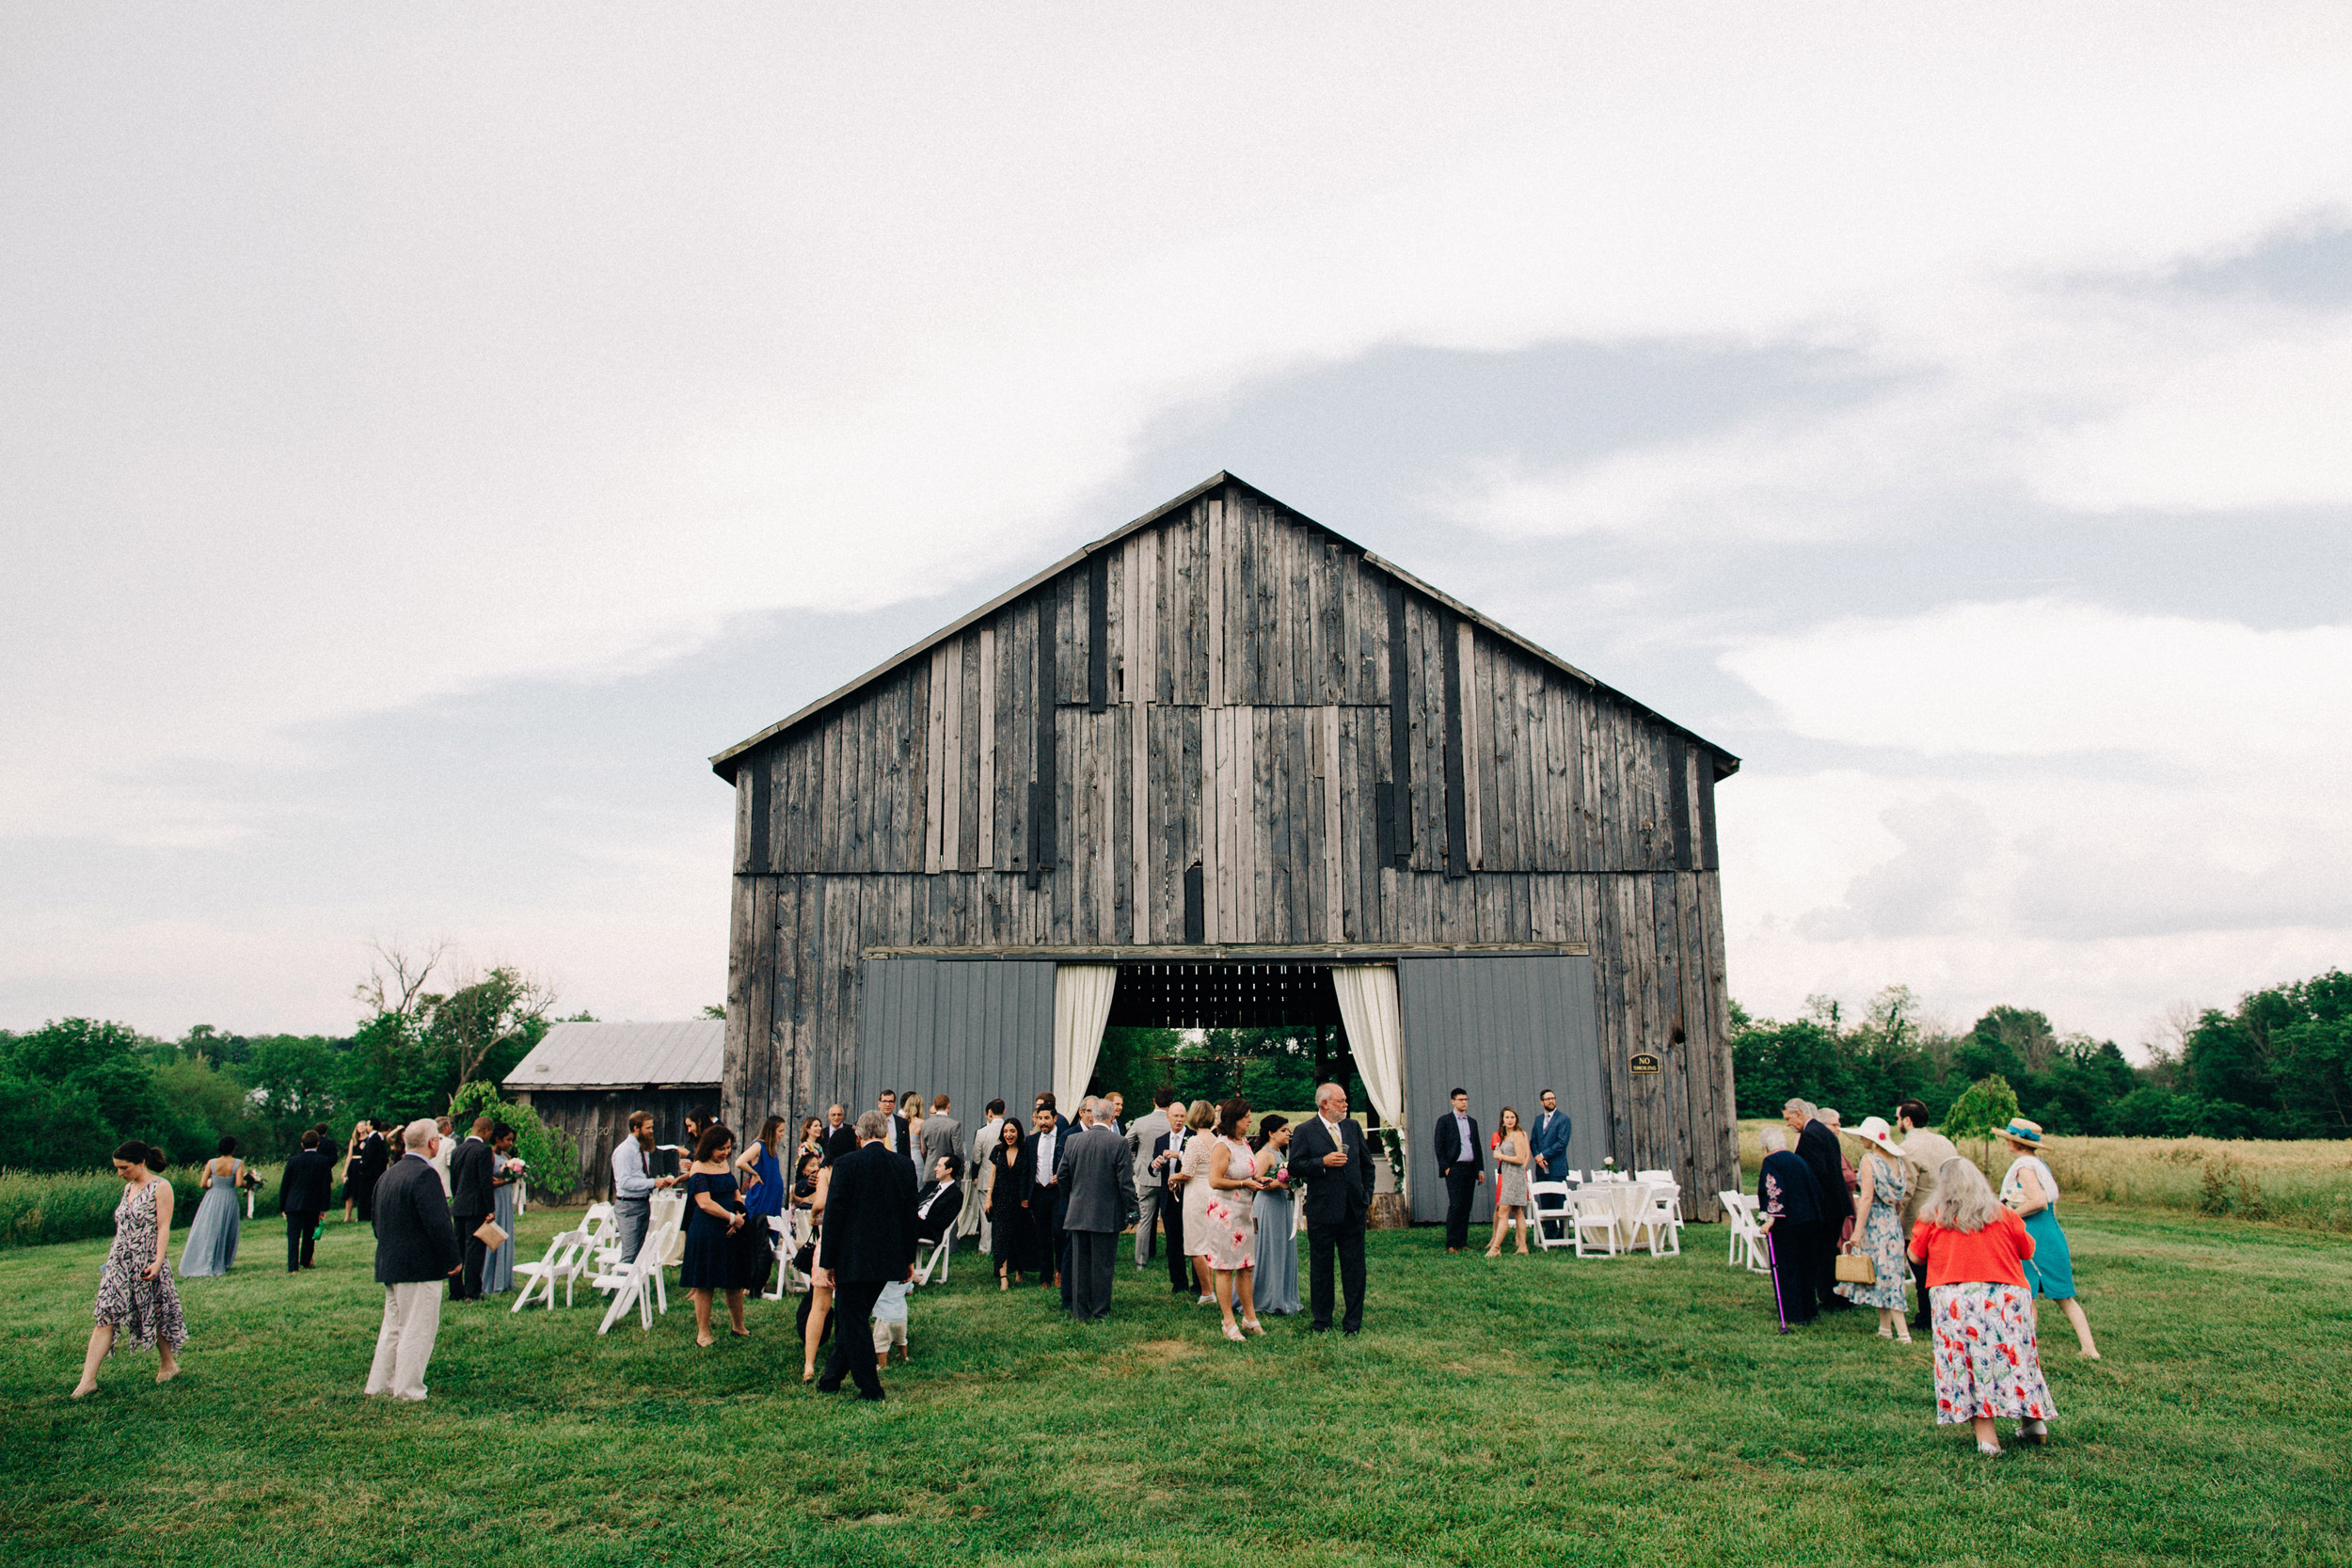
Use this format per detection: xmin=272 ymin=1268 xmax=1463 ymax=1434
xmin=856 ymin=958 xmax=1057 ymax=1140
xmin=1396 ymin=955 xmax=1608 ymax=1225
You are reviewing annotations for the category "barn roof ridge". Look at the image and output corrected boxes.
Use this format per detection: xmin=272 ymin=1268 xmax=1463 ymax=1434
xmin=708 ymin=472 xmax=1739 ymax=780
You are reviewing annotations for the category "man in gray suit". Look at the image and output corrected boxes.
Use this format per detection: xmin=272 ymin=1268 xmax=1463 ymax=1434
xmin=919 ymin=1096 xmax=963 ymax=1181
xmin=1125 ymin=1089 xmax=1175 ymax=1270
xmin=1058 ymin=1096 xmax=1136 ymax=1323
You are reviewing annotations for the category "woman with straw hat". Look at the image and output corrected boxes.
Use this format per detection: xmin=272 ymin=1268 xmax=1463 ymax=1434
xmin=1995 ymin=1119 xmax=2101 ymax=1360
xmin=1834 ymin=1116 xmax=1914 ymax=1341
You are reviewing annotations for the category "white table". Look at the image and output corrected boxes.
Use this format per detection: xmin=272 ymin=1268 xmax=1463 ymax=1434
xmin=1580 ymin=1177 xmax=1664 ymax=1247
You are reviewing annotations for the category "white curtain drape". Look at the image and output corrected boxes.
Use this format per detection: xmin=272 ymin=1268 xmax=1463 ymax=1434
xmin=1330 ymin=964 xmax=1406 ymax=1127
xmin=1053 ymin=965 xmax=1119 ymax=1110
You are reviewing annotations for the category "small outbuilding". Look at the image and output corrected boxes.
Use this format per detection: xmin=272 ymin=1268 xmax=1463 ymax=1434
xmin=502 ymin=1020 xmax=723 ymax=1200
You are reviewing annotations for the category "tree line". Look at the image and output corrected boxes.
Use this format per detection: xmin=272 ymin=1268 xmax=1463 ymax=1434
xmin=0 ymin=946 xmax=574 ymax=1175
xmin=1731 ymin=967 xmax=2351 ymax=1140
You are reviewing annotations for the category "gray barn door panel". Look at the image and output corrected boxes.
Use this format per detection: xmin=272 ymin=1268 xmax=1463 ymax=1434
xmin=1396 ymin=955 xmax=1608 ymax=1226
xmin=857 ymin=958 xmax=1057 ymax=1155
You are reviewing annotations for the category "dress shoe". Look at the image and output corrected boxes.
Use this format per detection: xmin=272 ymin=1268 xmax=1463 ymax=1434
xmin=815 ymin=1376 xmax=844 ymax=1394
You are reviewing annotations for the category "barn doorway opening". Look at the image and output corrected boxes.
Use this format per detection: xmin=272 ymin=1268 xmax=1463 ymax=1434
xmin=1087 ymin=961 xmax=1376 ymax=1129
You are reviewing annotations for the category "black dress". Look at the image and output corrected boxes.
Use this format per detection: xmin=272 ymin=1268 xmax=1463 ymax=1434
xmin=987 ymin=1144 xmax=1038 ymax=1275
xmin=351 ymin=1132 xmax=389 ymax=1222
xmin=681 ymin=1171 xmax=746 ymax=1291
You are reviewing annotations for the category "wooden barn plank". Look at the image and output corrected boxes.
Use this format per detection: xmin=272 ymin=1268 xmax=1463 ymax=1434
xmin=977 ymin=625 xmax=997 ymax=868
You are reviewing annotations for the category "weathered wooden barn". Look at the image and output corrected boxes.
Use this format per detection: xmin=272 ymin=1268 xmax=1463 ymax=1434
xmin=503 ymin=1021 xmax=723 ymax=1200
xmin=711 ymin=474 xmax=1740 ymax=1218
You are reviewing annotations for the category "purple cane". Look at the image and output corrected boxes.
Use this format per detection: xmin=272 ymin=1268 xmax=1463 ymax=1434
xmin=1764 ymin=1225 xmax=1790 ymax=1334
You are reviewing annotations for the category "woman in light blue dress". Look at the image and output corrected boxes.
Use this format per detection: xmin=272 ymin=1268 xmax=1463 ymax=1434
xmin=1249 ymin=1117 xmax=1300 ymax=1315
xmin=483 ymin=1123 xmax=520 ymax=1294
xmin=178 ymin=1136 xmax=248 ymax=1277
xmin=1998 ymin=1120 xmax=2101 ymax=1359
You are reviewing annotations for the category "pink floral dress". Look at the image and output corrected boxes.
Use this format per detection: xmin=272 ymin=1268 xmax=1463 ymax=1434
xmin=1199 ymin=1136 xmax=1258 ymax=1272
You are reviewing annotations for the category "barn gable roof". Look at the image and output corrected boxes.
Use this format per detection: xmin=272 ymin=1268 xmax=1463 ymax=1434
xmin=502 ymin=1020 xmax=723 ymax=1092
xmin=709 ymin=472 xmax=1738 ymax=782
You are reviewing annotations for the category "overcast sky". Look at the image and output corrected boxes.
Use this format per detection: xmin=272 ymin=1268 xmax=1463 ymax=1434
xmin=6 ymin=6 xmax=2348 ymax=1050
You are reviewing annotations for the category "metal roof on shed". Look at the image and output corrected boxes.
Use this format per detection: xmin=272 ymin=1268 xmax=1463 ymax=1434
xmin=502 ymin=1020 xmax=724 ymax=1091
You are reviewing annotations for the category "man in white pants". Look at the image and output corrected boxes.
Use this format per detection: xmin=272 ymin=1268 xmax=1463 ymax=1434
xmin=365 ymin=1118 xmax=462 ymax=1402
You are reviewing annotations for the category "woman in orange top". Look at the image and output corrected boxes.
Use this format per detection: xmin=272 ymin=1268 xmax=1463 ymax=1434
xmin=1908 ymin=1157 xmax=2056 ymax=1456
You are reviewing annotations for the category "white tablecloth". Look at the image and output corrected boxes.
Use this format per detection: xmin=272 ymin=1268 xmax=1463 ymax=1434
xmin=1582 ymin=1178 xmax=1665 ymax=1245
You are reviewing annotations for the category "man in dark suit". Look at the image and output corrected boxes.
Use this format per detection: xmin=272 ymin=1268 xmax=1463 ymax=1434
xmin=1433 ymin=1087 xmax=1484 ymax=1253
xmin=447 ymin=1117 xmax=497 ymax=1301
xmin=279 ymin=1129 xmax=336 ymax=1272
xmin=1530 ymin=1089 xmax=1573 ymax=1185
xmin=1149 ymin=1114 xmax=1192 ymax=1294
xmin=1788 ymin=1099 xmax=1851 ymax=1313
xmin=913 ymin=1157 xmax=963 ymax=1244
xmin=364 ymin=1119 xmax=462 ymax=1401
xmin=1058 ymin=1098 xmax=1137 ymax=1323
xmin=1291 ymin=1082 xmax=1373 ymax=1334
xmin=1031 ymin=1102 xmax=1069 ymax=1299
xmin=815 ymin=1111 xmax=919 ymax=1401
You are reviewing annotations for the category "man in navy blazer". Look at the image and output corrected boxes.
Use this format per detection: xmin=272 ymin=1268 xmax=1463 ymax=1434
xmin=1291 ymin=1083 xmax=1374 ymax=1333
xmin=1433 ymin=1088 xmax=1483 ymax=1253
xmin=1530 ymin=1090 xmax=1573 ymax=1184
xmin=815 ymin=1112 xmax=919 ymax=1401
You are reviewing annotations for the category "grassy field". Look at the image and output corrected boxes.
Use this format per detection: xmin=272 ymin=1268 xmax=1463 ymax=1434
xmin=4 ymin=1200 xmax=2348 ymax=1568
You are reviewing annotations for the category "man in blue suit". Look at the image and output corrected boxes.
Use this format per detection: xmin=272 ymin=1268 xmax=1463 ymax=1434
xmin=1530 ymin=1089 xmax=1572 ymax=1184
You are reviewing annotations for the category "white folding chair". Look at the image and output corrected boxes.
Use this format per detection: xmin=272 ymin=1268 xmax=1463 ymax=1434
xmin=1565 ymin=1170 xmax=1584 ymax=1185
xmin=1636 ymin=1169 xmax=1672 ymax=1183
xmin=762 ymin=1212 xmax=802 ymax=1301
xmin=1529 ymin=1181 xmax=1575 ymax=1251
xmin=579 ymin=1202 xmax=620 ymax=1269
xmin=1630 ymin=1184 xmax=1682 ymax=1257
xmin=512 ymin=1227 xmax=589 ymax=1312
xmin=1719 ymin=1192 xmax=1769 ymax=1273
xmin=593 ymin=1219 xmax=675 ymax=1335
xmin=1571 ymin=1192 xmax=1621 ymax=1258
xmin=912 ymin=1230 xmax=952 ymax=1286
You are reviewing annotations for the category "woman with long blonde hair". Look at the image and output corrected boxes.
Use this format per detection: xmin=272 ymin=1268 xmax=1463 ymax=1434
xmin=1909 ymin=1157 xmax=2056 ymax=1456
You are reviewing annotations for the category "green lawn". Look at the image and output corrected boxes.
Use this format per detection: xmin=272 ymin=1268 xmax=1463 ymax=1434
xmin=3 ymin=1202 xmax=2347 ymax=1567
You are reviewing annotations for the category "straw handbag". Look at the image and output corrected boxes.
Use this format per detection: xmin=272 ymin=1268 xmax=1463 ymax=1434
xmin=1835 ymin=1251 xmax=1876 ymax=1285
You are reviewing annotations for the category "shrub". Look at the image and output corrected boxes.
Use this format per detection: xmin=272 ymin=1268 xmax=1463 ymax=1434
xmin=446 ymin=1082 xmax=580 ymax=1201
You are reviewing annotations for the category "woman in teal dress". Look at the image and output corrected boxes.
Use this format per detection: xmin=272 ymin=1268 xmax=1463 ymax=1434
xmin=1833 ymin=1117 xmax=1913 ymax=1340
xmin=1997 ymin=1119 xmax=2101 ymax=1360
xmin=178 ymin=1136 xmax=250 ymax=1277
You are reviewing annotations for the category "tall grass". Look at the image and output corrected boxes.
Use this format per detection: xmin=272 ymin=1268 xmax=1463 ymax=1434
xmin=0 ymin=1164 xmax=285 ymax=1250
xmin=1736 ymin=1121 xmax=2352 ymax=1232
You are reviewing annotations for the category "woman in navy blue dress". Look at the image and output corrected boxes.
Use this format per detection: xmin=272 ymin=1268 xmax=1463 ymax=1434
xmin=681 ymin=1122 xmax=750 ymax=1346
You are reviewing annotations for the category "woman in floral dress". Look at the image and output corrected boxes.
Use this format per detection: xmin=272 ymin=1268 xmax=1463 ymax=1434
xmin=1835 ymin=1116 xmax=1914 ymax=1340
xmin=1908 ymin=1155 xmax=2055 ymax=1456
xmin=1202 ymin=1099 xmax=1267 ymax=1342
xmin=72 ymin=1142 xmax=188 ymax=1398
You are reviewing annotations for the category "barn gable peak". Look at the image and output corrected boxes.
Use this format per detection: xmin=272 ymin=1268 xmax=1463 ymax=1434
xmin=709 ymin=472 xmax=1736 ymax=781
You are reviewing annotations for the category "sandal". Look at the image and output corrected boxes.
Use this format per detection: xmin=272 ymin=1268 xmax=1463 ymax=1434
xmin=1222 ymin=1323 xmax=1246 ymax=1342
xmin=1242 ymin=1318 xmax=1265 ymax=1335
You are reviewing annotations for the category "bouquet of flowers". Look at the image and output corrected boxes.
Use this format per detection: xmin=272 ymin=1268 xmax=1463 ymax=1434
xmin=1268 ymin=1157 xmax=1292 ymax=1190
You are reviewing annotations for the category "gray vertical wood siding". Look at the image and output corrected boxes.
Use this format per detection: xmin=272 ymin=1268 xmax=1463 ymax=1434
xmin=717 ymin=478 xmax=1741 ymax=1215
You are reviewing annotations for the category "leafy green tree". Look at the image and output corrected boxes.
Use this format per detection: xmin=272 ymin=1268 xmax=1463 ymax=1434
xmin=1942 ymin=1074 xmax=2021 ymax=1163
xmin=425 ymin=967 xmax=556 ymax=1091
xmin=446 ymin=1081 xmax=580 ymax=1200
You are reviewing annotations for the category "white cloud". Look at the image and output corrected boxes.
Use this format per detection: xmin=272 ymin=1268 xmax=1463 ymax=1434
xmin=1716 ymin=601 xmax=2352 ymax=1040
xmin=8 ymin=7 xmax=2352 ymax=1030
xmin=1722 ymin=599 xmax=2352 ymax=767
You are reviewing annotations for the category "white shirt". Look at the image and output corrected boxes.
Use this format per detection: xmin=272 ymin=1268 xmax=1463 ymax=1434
xmin=1321 ymin=1116 xmax=1347 ymax=1151
xmin=1034 ymin=1126 xmax=1060 ymax=1183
